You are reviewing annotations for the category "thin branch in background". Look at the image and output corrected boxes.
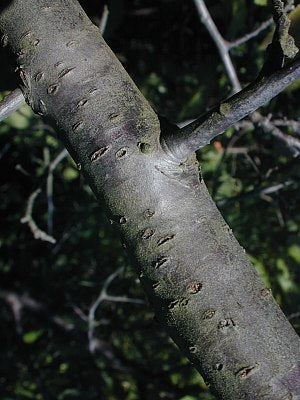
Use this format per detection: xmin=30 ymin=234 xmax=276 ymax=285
xmin=217 ymin=180 xmax=295 ymax=207
xmin=21 ymin=188 xmax=56 ymax=244
xmin=88 ymin=267 xmax=144 ymax=354
xmin=228 ymin=17 xmax=274 ymax=49
xmin=167 ymin=58 xmax=300 ymax=158
xmin=0 ymin=88 xmax=25 ymax=122
xmin=228 ymin=1 xmax=295 ymax=50
xmin=170 ymin=0 xmax=300 ymax=158
xmin=99 ymin=4 xmax=109 ymax=35
xmin=15 ymin=163 xmax=31 ymax=176
xmin=273 ymin=118 xmax=300 ymax=136
xmin=47 ymin=148 xmax=68 ymax=235
xmin=0 ymin=288 xmax=74 ymax=333
xmin=193 ymin=0 xmax=241 ymax=93
xmin=251 ymin=111 xmax=300 ymax=157
xmin=288 ymin=312 xmax=300 ymax=320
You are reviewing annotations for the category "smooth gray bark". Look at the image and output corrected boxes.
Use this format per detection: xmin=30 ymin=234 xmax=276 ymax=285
xmin=1 ymin=1 xmax=299 ymax=399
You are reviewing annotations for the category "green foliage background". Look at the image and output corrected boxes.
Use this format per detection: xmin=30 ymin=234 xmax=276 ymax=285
xmin=0 ymin=0 xmax=299 ymax=399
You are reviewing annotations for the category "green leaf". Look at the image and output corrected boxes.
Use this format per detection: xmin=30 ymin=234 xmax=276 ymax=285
xmin=288 ymin=244 xmax=300 ymax=263
xmin=63 ymin=167 xmax=79 ymax=181
xmin=22 ymin=330 xmax=43 ymax=344
xmin=254 ymin=0 xmax=268 ymax=6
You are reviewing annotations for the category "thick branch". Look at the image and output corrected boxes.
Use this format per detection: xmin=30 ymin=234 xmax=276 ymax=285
xmin=163 ymin=59 xmax=300 ymax=159
xmin=1 ymin=2 xmax=299 ymax=399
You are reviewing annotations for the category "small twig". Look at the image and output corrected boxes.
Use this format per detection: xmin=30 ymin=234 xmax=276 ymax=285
xmin=228 ymin=17 xmax=274 ymax=49
xmin=167 ymin=1 xmax=300 ymax=159
xmin=99 ymin=5 xmax=109 ymax=35
xmin=228 ymin=0 xmax=295 ymax=50
xmin=193 ymin=0 xmax=241 ymax=93
xmin=251 ymin=112 xmax=300 ymax=157
xmin=288 ymin=312 xmax=300 ymax=320
xmin=72 ymin=304 xmax=89 ymax=322
xmin=0 ymin=88 xmax=25 ymax=122
xmin=88 ymin=268 xmax=144 ymax=353
xmin=272 ymin=118 xmax=300 ymax=135
xmin=21 ymin=188 xmax=56 ymax=244
xmin=217 ymin=180 xmax=295 ymax=207
xmin=47 ymin=148 xmax=68 ymax=235
xmin=0 ymin=288 xmax=74 ymax=333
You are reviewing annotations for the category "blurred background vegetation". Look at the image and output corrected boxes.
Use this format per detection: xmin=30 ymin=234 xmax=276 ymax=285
xmin=0 ymin=0 xmax=299 ymax=399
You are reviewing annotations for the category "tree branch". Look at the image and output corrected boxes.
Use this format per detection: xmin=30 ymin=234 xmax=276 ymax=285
xmin=228 ymin=1 xmax=295 ymax=50
xmin=21 ymin=188 xmax=56 ymax=244
xmin=0 ymin=288 xmax=74 ymax=333
xmin=217 ymin=180 xmax=295 ymax=207
xmin=0 ymin=88 xmax=25 ymax=122
xmin=193 ymin=0 xmax=241 ymax=93
xmin=88 ymin=268 xmax=144 ymax=354
xmin=228 ymin=17 xmax=274 ymax=49
xmin=46 ymin=148 xmax=68 ymax=235
xmin=163 ymin=59 xmax=300 ymax=159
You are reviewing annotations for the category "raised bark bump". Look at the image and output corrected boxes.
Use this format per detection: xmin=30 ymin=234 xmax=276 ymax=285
xmin=115 ymin=147 xmax=128 ymax=159
xmin=187 ymin=282 xmax=202 ymax=294
xmin=66 ymin=40 xmax=78 ymax=48
xmin=47 ymin=83 xmax=59 ymax=95
xmin=157 ymin=234 xmax=175 ymax=247
xmin=189 ymin=346 xmax=198 ymax=354
xmin=58 ymin=67 xmax=75 ymax=79
xmin=72 ymin=121 xmax=83 ymax=131
xmin=38 ymin=99 xmax=46 ymax=114
xmin=143 ymin=209 xmax=155 ymax=219
xmin=20 ymin=31 xmax=32 ymax=40
xmin=90 ymin=146 xmax=110 ymax=162
xmin=202 ymin=309 xmax=216 ymax=320
xmin=35 ymin=71 xmax=44 ymax=82
xmin=119 ymin=216 xmax=127 ymax=224
xmin=215 ymin=363 xmax=224 ymax=371
xmin=152 ymin=256 xmax=168 ymax=269
xmin=141 ymin=228 xmax=155 ymax=240
xmin=77 ymin=98 xmax=88 ymax=107
xmin=261 ymin=288 xmax=271 ymax=297
xmin=218 ymin=318 xmax=236 ymax=329
xmin=235 ymin=365 xmax=258 ymax=380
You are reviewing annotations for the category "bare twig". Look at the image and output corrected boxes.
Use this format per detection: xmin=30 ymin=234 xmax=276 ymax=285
xmin=0 ymin=88 xmax=25 ymax=122
xmin=228 ymin=1 xmax=295 ymax=50
xmin=288 ymin=312 xmax=300 ymax=320
xmin=99 ymin=5 xmax=109 ymax=35
xmin=273 ymin=118 xmax=300 ymax=135
xmin=47 ymin=148 xmax=68 ymax=235
xmin=167 ymin=1 xmax=300 ymax=159
xmin=228 ymin=17 xmax=274 ymax=49
xmin=88 ymin=268 xmax=144 ymax=353
xmin=21 ymin=188 xmax=56 ymax=244
xmin=0 ymin=288 xmax=74 ymax=333
xmin=193 ymin=0 xmax=241 ymax=93
xmin=251 ymin=112 xmax=300 ymax=156
xmin=217 ymin=180 xmax=295 ymax=207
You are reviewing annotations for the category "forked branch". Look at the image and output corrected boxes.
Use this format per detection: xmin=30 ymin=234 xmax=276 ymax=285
xmin=163 ymin=58 xmax=300 ymax=159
